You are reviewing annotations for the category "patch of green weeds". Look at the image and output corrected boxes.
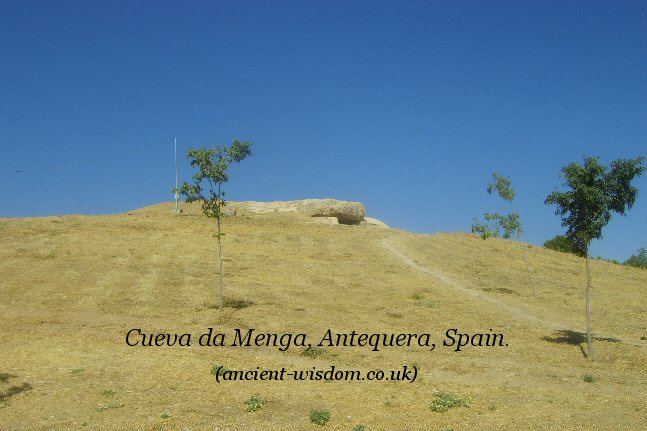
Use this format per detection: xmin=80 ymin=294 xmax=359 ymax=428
xmin=411 ymin=293 xmax=424 ymax=301
xmin=244 ymin=395 xmax=266 ymax=412
xmin=583 ymin=374 xmax=595 ymax=383
xmin=430 ymin=391 xmax=471 ymax=413
xmin=411 ymin=293 xmax=436 ymax=308
xmin=160 ymin=411 xmax=172 ymax=419
xmin=71 ymin=368 xmax=85 ymax=375
xmin=310 ymin=409 xmax=331 ymax=425
xmin=353 ymin=425 xmax=366 ymax=431
xmin=211 ymin=364 xmax=231 ymax=377
xmin=301 ymin=346 xmax=326 ymax=359
xmin=101 ymin=389 xmax=116 ymax=397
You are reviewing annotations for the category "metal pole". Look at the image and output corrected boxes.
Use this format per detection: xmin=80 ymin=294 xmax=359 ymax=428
xmin=174 ymin=137 xmax=179 ymax=214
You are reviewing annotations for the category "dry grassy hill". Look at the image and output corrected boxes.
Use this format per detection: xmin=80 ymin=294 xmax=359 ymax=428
xmin=1 ymin=202 xmax=646 ymax=430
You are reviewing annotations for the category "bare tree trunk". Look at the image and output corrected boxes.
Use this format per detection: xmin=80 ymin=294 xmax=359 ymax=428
xmin=217 ymin=214 xmax=223 ymax=309
xmin=585 ymin=249 xmax=593 ymax=359
xmin=518 ymin=241 xmax=535 ymax=296
xmin=511 ymin=202 xmax=535 ymax=296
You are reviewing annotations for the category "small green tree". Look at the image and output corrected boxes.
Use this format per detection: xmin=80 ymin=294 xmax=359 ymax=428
xmin=472 ymin=174 xmax=522 ymax=239
xmin=472 ymin=173 xmax=534 ymax=293
xmin=624 ymin=247 xmax=647 ymax=269
xmin=543 ymin=235 xmax=585 ymax=257
xmin=179 ymin=140 xmax=253 ymax=308
xmin=545 ymin=156 xmax=645 ymax=358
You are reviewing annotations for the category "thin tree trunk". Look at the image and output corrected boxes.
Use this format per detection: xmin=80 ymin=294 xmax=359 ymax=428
xmin=511 ymin=202 xmax=535 ymax=296
xmin=585 ymin=249 xmax=593 ymax=359
xmin=217 ymin=214 xmax=223 ymax=309
xmin=518 ymin=241 xmax=535 ymax=296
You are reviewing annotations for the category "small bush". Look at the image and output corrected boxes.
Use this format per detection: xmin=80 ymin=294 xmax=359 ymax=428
xmin=583 ymin=374 xmax=595 ymax=383
xmin=595 ymin=256 xmax=620 ymax=264
xmin=353 ymin=425 xmax=366 ymax=431
xmin=543 ymin=235 xmax=585 ymax=256
xmin=211 ymin=364 xmax=231 ymax=376
xmin=471 ymin=221 xmax=498 ymax=240
xmin=624 ymin=248 xmax=647 ymax=269
xmin=310 ymin=409 xmax=331 ymax=425
xmin=101 ymin=389 xmax=116 ymax=397
xmin=244 ymin=395 xmax=265 ymax=412
xmin=430 ymin=391 xmax=471 ymax=413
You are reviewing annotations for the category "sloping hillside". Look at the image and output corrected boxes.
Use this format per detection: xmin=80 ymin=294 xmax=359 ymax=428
xmin=1 ymin=202 xmax=646 ymax=430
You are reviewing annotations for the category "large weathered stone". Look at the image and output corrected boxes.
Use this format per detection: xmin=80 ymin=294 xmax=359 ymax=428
xmin=230 ymin=199 xmax=366 ymax=225
xmin=297 ymin=199 xmax=366 ymax=225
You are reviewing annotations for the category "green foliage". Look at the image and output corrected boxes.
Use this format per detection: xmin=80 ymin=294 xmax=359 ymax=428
xmin=244 ymin=395 xmax=266 ymax=412
xmin=101 ymin=389 xmax=116 ymax=397
xmin=488 ymin=172 xmax=515 ymax=202
xmin=624 ymin=248 xmax=647 ymax=269
xmin=179 ymin=140 xmax=253 ymax=307
xmin=472 ymin=173 xmax=522 ymax=239
xmin=484 ymin=212 xmax=521 ymax=239
xmin=160 ymin=411 xmax=172 ymax=419
xmin=411 ymin=293 xmax=435 ymax=308
xmin=210 ymin=364 xmax=231 ymax=376
xmin=471 ymin=219 xmax=498 ymax=239
xmin=545 ymin=156 xmax=645 ymax=253
xmin=430 ymin=391 xmax=471 ymax=412
xmin=543 ymin=235 xmax=585 ymax=257
xmin=353 ymin=425 xmax=366 ymax=431
xmin=545 ymin=156 xmax=645 ymax=358
xmin=179 ymin=140 xmax=253 ymax=224
xmin=301 ymin=346 xmax=326 ymax=359
xmin=310 ymin=409 xmax=331 ymax=425
xmin=583 ymin=374 xmax=595 ymax=383
xmin=595 ymin=256 xmax=620 ymax=264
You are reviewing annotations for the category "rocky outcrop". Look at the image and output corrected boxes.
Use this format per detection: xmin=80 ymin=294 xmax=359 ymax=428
xmin=231 ymin=199 xmax=366 ymax=225
xmin=298 ymin=199 xmax=365 ymax=225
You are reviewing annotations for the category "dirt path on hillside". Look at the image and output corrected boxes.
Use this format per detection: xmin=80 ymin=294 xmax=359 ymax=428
xmin=381 ymin=237 xmax=646 ymax=349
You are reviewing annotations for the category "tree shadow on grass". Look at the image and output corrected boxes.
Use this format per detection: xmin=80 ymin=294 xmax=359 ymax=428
xmin=0 ymin=373 xmax=33 ymax=402
xmin=204 ymin=298 xmax=255 ymax=310
xmin=0 ymin=373 xmax=16 ymax=384
xmin=542 ymin=330 xmax=621 ymax=358
xmin=223 ymin=298 xmax=254 ymax=309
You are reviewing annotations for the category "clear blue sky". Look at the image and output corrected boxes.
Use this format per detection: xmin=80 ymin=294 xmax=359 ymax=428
xmin=2 ymin=0 xmax=646 ymax=262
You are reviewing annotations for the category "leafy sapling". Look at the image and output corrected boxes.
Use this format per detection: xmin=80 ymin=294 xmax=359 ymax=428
xmin=179 ymin=140 xmax=253 ymax=308
xmin=472 ymin=173 xmax=534 ymax=294
xmin=545 ymin=156 xmax=645 ymax=358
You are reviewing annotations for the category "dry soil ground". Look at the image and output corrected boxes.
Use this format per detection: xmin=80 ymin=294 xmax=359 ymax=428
xmin=1 ymin=202 xmax=646 ymax=430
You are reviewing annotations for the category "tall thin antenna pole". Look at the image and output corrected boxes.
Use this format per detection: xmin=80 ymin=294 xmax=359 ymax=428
xmin=174 ymin=137 xmax=180 ymax=214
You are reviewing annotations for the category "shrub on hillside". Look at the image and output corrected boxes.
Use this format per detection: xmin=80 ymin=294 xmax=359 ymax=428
xmin=543 ymin=235 xmax=585 ymax=257
xmin=624 ymin=248 xmax=647 ymax=269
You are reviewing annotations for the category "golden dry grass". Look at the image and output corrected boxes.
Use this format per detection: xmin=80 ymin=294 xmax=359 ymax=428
xmin=1 ymin=202 xmax=646 ymax=430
